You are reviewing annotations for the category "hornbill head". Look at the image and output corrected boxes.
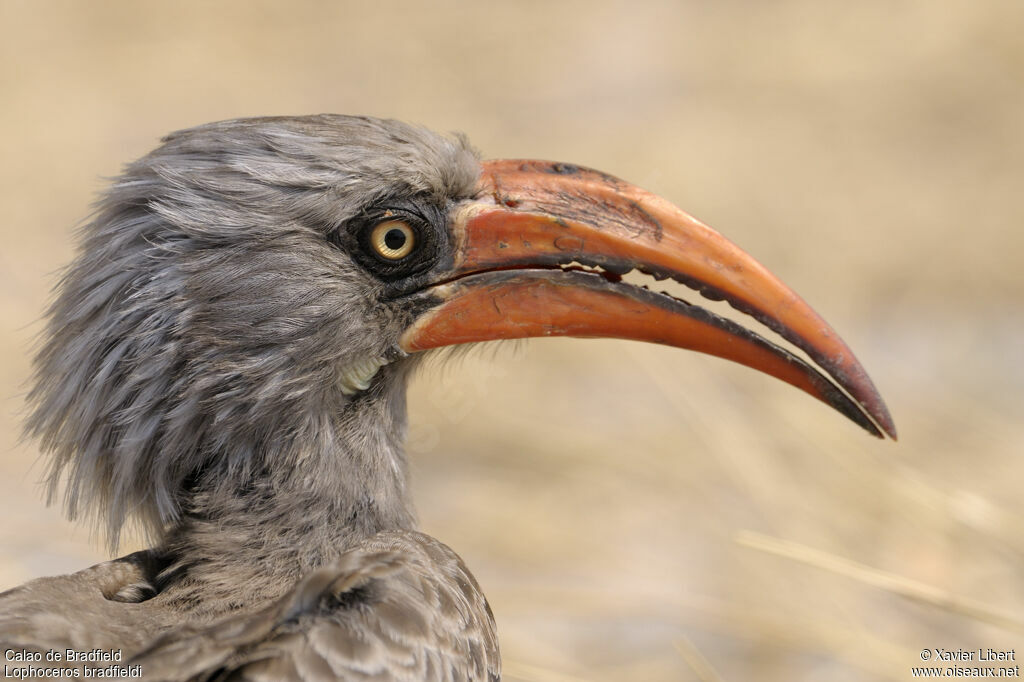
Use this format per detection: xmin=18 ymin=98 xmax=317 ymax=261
xmin=28 ymin=115 xmax=894 ymax=542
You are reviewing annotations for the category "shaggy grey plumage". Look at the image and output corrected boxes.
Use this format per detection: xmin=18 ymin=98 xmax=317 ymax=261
xmin=3 ymin=115 xmax=498 ymax=680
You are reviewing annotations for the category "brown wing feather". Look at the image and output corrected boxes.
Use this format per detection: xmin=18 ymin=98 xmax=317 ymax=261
xmin=131 ymin=531 xmax=500 ymax=682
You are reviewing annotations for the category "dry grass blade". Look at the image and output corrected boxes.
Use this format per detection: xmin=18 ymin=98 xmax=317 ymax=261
xmin=735 ymin=530 xmax=1024 ymax=634
xmin=673 ymin=637 xmax=725 ymax=682
xmin=491 ymin=583 xmax=908 ymax=680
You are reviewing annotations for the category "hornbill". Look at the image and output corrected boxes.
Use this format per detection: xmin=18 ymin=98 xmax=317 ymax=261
xmin=0 ymin=115 xmax=894 ymax=681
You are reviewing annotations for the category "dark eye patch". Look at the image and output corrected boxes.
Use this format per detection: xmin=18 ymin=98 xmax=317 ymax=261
xmin=329 ymin=196 xmax=448 ymax=283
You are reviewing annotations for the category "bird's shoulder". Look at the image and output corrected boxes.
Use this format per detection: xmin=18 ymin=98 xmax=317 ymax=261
xmin=0 ymin=550 xmax=165 ymax=652
xmin=132 ymin=530 xmax=500 ymax=682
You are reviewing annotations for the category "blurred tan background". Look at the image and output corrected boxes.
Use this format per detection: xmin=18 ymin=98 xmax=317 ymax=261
xmin=2 ymin=1 xmax=1022 ymax=680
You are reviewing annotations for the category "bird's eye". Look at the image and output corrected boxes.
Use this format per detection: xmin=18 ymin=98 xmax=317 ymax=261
xmin=369 ymin=220 xmax=415 ymax=260
xmin=334 ymin=200 xmax=443 ymax=282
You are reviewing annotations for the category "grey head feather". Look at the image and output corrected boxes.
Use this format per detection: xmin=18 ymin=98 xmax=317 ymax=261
xmin=25 ymin=115 xmax=481 ymax=547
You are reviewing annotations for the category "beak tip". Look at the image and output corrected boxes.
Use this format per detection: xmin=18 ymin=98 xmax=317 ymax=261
xmin=881 ymin=415 xmax=898 ymax=441
xmin=863 ymin=398 xmax=897 ymax=440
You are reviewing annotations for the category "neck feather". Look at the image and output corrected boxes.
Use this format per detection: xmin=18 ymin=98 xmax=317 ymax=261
xmin=155 ymin=365 xmax=418 ymax=610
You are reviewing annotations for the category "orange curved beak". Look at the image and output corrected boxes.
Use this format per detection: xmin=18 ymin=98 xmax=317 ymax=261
xmin=400 ymin=160 xmax=895 ymax=439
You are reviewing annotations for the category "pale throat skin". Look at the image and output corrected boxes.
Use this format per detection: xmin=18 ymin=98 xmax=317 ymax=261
xmin=339 ymin=355 xmax=389 ymax=395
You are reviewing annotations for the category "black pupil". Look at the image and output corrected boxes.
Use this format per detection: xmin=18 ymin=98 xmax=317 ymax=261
xmin=384 ymin=228 xmax=407 ymax=251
